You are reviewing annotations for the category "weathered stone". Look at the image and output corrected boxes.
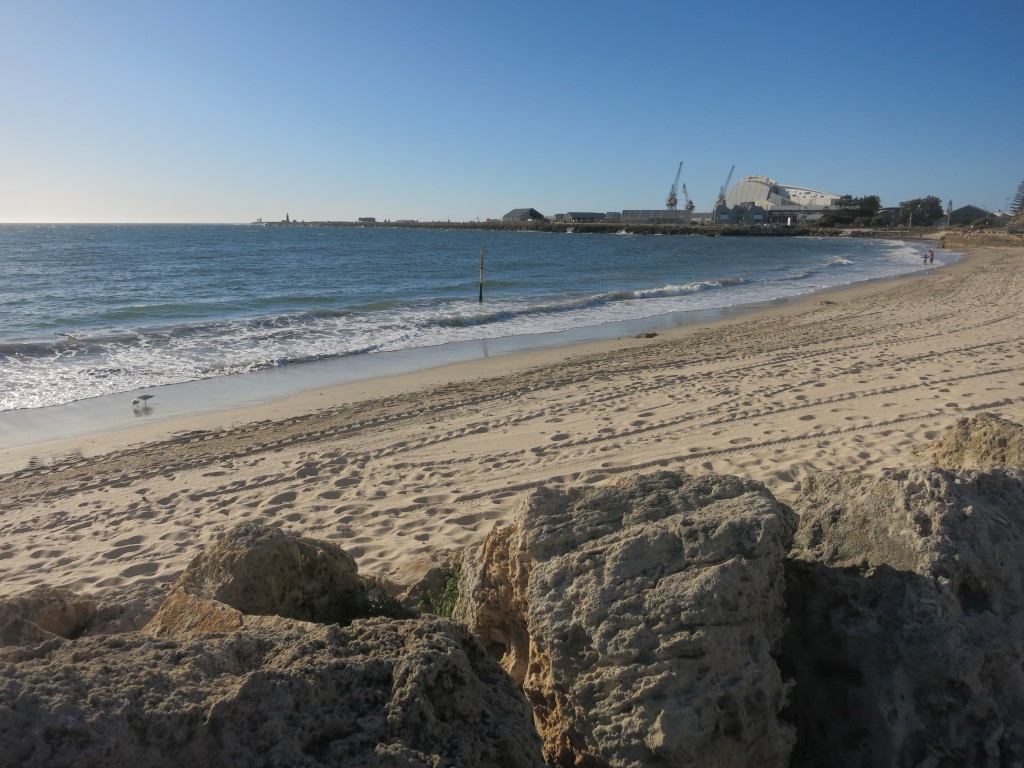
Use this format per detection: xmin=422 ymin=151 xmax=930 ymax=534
xmin=376 ymin=548 xmax=461 ymax=613
xmin=786 ymin=466 xmax=1024 ymax=766
xmin=0 ymin=616 xmax=545 ymax=768
xmin=0 ymin=586 xmax=95 ymax=647
xmin=85 ymin=581 xmax=169 ymax=635
xmin=455 ymin=470 xmax=798 ymax=767
xmin=922 ymin=412 xmax=1024 ymax=470
xmin=167 ymin=521 xmax=369 ymax=625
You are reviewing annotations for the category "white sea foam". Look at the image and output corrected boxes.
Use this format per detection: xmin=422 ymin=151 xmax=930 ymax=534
xmin=0 ymin=225 xmax=955 ymax=411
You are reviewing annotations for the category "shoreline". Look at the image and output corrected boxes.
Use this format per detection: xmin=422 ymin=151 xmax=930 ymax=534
xmin=0 ymin=243 xmax=944 ymax=464
xmin=2 ymin=243 xmax=1020 ymax=596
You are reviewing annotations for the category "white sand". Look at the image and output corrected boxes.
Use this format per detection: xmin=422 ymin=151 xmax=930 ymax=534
xmin=2 ymin=245 xmax=1022 ymax=595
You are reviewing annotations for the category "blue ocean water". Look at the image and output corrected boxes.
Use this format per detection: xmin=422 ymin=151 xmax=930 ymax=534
xmin=0 ymin=224 xmax=945 ymax=412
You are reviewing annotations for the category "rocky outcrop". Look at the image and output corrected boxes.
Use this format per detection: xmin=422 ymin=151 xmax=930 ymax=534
xmin=0 ymin=616 xmax=546 ymax=768
xmin=372 ymin=548 xmax=462 ymax=613
xmin=0 ymin=586 xmax=95 ymax=647
xmin=85 ymin=581 xmax=169 ymax=636
xmin=922 ymin=412 xmax=1024 ymax=470
xmin=785 ymin=466 xmax=1024 ymax=766
xmin=6 ymin=415 xmax=1024 ymax=767
xmin=161 ymin=521 xmax=370 ymax=625
xmin=454 ymin=470 xmax=798 ymax=767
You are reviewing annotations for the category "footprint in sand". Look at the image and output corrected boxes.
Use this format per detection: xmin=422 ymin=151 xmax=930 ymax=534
xmin=121 ymin=562 xmax=159 ymax=578
xmin=413 ymin=494 xmax=450 ymax=505
xmin=267 ymin=491 xmax=298 ymax=505
xmin=103 ymin=544 xmax=143 ymax=559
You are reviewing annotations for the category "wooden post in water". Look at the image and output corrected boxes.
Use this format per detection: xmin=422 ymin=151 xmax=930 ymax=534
xmin=478 ymin=248 xmax=485 ymax=303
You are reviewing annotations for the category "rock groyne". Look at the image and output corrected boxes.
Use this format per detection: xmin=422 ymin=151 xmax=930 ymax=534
xmin=2 ymin=414 xmax=1024 ymax=766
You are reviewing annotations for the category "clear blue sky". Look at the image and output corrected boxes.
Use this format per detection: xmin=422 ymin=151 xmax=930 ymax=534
xmin=2 ymin=0 xmax=1021 ymax=223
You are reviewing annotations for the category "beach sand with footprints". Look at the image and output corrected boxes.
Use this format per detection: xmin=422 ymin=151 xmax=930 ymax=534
xmin=2 ymin=244 xmax=1023 ymax=595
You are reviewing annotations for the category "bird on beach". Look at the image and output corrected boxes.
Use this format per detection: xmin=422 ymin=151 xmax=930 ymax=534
xmin=132 ymin=394 xmax=155 ymax=408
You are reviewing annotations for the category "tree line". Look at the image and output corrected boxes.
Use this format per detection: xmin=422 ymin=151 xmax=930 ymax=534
xmin=820 ymin=180 xmax=1024 ymax=229
xmin=817 ymin=195 xmax=945 ymax=228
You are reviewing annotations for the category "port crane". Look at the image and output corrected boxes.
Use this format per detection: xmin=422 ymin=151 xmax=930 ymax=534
xmin=666 ymin=161 xmax=683 ymax=210
xmin=715 ymin=165 xmax=735 ymax=208
xmin=681 ymin=183 xmax=695 ymax=212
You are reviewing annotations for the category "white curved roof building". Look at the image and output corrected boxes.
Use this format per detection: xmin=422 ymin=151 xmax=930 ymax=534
xmin=724 ymin=175 xmax=839 ymax=209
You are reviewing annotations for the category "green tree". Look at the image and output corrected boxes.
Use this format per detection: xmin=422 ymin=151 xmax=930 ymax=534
xmin=1011 ymin=181 xmax=1024 ymax=214
xmin=898 ymin=196 xmax=944 ymax=226
xmin=818 ymin=194 xmax=882 ymax=227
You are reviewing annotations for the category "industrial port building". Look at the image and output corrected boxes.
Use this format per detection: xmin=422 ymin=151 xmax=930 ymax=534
xmin=716 ymin=175 xmax=840 ymax=224
xmin=505 ymin=171 xmax=842 ymax=227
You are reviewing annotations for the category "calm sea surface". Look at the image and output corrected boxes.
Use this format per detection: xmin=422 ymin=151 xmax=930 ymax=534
xmin=0 ymin=224 xmax=947 ymax=412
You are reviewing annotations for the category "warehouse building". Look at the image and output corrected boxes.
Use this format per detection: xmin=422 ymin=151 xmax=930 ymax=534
xmin=715 ymin=175 xmax=840 ymax=224
xmin=620 ymin=209 xmax=693 ymax=224
xmin=503 ymin=208 xmax=546 ymax=222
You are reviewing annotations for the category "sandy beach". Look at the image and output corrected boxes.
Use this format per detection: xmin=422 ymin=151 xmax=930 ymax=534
xmin=2 ymin=243 xmax=1022 ymax=596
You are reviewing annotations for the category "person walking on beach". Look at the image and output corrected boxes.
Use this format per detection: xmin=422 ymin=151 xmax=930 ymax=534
xmin=928 ymin=249 xmax=935 ymax=264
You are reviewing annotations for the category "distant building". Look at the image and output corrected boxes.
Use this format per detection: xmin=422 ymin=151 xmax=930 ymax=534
xmin=874 ymin=207 xmax=901 ymax=227
xmin=948 ymin=205 xmax=1001 ymax=227
xmin=724 ymin=176 xmax=839 ymax=209
xmin=716 ymin=175 xmax=840 ymax=223
xmin=503 ymin=208 xmax=546 ymax=222
xmin=358 ymin=217 xmax=377 ymax=223
xmin=621 ymin=210 xmax=693 ymax=224
xmin=563 ymin=212 xmax=605 ymax=223
xmin=714 ymin=203 xmax=768 ymax=225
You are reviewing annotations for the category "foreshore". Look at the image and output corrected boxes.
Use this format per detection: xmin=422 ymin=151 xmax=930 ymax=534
xmin=2 ymin=243 xmax=1022 ymax=595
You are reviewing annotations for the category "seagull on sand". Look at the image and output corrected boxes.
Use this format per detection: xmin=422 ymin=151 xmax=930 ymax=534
xmin=132 ymin=394 xmax=155 ymax=408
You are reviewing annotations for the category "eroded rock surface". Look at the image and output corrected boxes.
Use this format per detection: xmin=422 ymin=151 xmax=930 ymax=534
xmin=152 ymin=521 xmax=370 ymax=633
xmin=455 ymin=470 xmax=798 ymax=767
xmin=786 ymin=466 xmax=1024 ymax=766
xmin=922 ymin=412 xmax=1024 ymax=470
xmin=85 ymin=581 xmax=169 ymax=636
xmin=0 ymin=616 xmax=545 ymax=768
xmin=0 ymin=586 xmax=95 ymax=647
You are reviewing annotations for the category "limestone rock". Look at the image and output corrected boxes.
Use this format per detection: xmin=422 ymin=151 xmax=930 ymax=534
xmin=786 ymin=467 xmax=1024 ymax=766
xmin=85 ymin=581 xmax=170 ymax=635
xmin=923 ymin=412 xmax=1024 ymax=470
xmin=375 ymin=548 xmax=462 ymax=613
xmin=166 ymin=521 xmax=369 ymax=625
xmin=0 ymin=616 xmax=545 ymax=768
xmin=0 ymin=586 xmax=95 ymax=647
xmin=455 ymin=470 xmax=798 ymax=767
